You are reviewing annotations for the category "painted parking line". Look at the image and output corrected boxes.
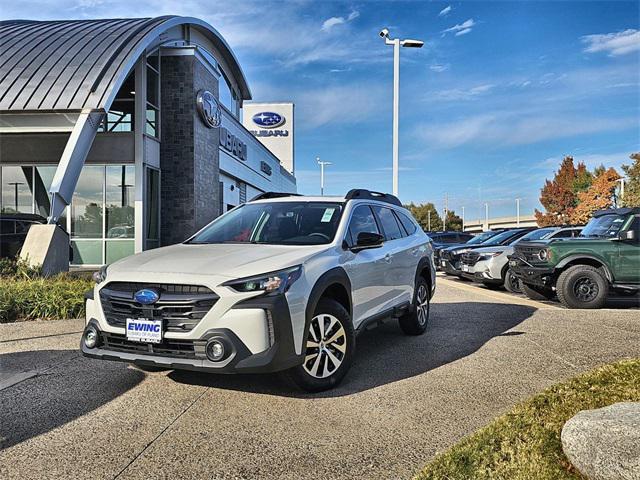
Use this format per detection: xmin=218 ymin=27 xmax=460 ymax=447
xmin=437 ymin=276 xmax=562 ymax=310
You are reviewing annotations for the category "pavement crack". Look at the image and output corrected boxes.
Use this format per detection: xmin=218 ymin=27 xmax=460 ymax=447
xmin=522 ymin=337 xmax=579 ymax=370
xmin=112 ymin=387 xmax=209 ymax=480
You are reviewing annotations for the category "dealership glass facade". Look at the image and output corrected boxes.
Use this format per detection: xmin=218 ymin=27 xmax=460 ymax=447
xmin=0 ymin=164 xmax=134 ymax=266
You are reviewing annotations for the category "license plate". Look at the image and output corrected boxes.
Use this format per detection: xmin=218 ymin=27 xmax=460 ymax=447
xmin=462 ymin=265 xmax=470 ymax=272
xmin=126 ymin=318 xmax=162 ymax=343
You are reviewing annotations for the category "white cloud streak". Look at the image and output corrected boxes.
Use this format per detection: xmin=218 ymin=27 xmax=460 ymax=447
xmin=582 ymin=29 xmax=640 ymax=56
xmin=321 ymin=9 xmax=360 ymax=32
xmin=443 ymin=18 xmax=475 ymax=35
xmin=438 ymin=5 xmax=452 ymax=17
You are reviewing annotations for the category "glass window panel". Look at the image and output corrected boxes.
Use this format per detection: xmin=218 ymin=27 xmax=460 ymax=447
xmin=145 ymin=107 xmax=158 ymax=137
xmin=34 ymin=165 xmax=55 ymax=218
xmin=71 ymin=240 xmax=103 ymax=265
xmin=71 ymin=166 xmax=104 ymax=238
xmin=348 ymin=205 xmax=379 ymax=243
xmin=145 ymin=168 xmax=160 ymax=248
xmin=147 ymin=51 xmax=159 ymax=72
xmin=1 ymin=166 xmax=33 ymax=213
xmin=146 ymin=67 xmax=159 ymax=107
xmin=106 ymin=240 xmax=134 ymax=263
xmin=106 ymin=165 xmax=135 ymax=238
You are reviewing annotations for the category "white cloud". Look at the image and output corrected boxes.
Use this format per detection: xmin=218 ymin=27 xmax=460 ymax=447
xmin=582 ymin=29 xmax=640 ymax=56
xmin=415 ymin=113 xmax=637 ymax=148
xmin=438 ymin=5 xmax=452 ymax=17
xmin=321 ymin=9 xmax=360 ymax=32
xmin=432 ymin=84 xmax=495 ymax=101
xmin=443 ymin=19 xmax=475 ymax=35
xmin=429 ymin=63 xmax=450 ymax=72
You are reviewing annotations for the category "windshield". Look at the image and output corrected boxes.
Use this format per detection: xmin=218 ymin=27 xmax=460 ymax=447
xmin=512 ymin=228 xmax=556 ymax=244
xmin=188 ymin=202 xmax=343 ymax=245
xmin=466 ymin=231 xmax=498 ymax=245
xmin=579 ymin=214 xmax=627 ymax=238
xmin=482 ymin=229 xmax=523 ymax=246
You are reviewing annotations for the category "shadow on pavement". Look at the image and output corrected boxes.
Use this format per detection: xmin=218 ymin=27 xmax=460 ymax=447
xmin=169 ymin=301 xmax=537 ymax=398
xmin=0 ymin=351 xmax=144 ymax=450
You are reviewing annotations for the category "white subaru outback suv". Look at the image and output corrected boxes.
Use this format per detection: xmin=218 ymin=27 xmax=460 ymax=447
xmin=82 ymin=189 xmax=435 ymax=391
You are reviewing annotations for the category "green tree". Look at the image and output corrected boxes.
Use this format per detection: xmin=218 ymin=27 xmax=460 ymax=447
xmin=572 ymin=162 xmax=594 ymax=194
xmin=621 ymin=153 xmax=640 ymax=207
xmin=405 ymin=202 xmax=442 ymax=231
xmin=444 ymin=210 xmax=463 ymax=231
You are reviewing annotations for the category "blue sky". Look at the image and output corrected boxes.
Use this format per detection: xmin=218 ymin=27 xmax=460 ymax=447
xmin=3 ymin=0 xmax=639 ymax=220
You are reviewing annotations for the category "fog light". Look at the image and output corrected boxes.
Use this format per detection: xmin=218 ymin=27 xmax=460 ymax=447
xmin=206 ymin=339 xmax=225 ymax=362
xmin=84 ymin=326 xmax=99 ymax=349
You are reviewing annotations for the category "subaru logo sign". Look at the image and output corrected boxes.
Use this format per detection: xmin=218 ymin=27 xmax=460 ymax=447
xmin=134 ymin=289 xmax=160 ymax=305
xmin=196 ymin=90 xmax=221 ymax=128
xmin=252 ymin=112 xmax=285 ymax=129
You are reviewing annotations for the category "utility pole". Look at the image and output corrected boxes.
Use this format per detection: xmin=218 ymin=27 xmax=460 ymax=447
xmin=516 ymin=198 xmax=520 ymax=226
xmin=428 ymin=210 xmax=431 ymax=231
xmin=618 ymin=178 xmax=625 ymax=206
xmin=443 ymin=193 xmax=448 ymax=231
xmin=317 ymin=157 xmax=332 ymax=196
xmin=461 ymin=206 xmax=465 ymax=232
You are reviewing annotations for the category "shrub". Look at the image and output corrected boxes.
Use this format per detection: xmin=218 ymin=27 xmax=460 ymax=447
xmin=0 ymin=276 xmax=93 ymax=323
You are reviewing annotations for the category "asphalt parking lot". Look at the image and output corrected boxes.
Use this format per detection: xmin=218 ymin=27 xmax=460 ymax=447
xmin=1 ymin=275 xmax=639 ymax=480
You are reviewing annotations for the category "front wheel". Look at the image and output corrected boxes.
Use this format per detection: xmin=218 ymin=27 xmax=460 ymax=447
xmin=556 ymin=265 xmax=609 ymax=309
xmin=521 ymin=282 xmax=555 ymax=301
xmin=504 ymin=270 xmax=522 ymax=294
xmin=286 ymin=298 xmax=355 ymax=392
xmin=399 ymin=277 xmax=430 ymax=335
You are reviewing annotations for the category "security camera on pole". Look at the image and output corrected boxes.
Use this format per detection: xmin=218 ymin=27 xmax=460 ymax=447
xmin=379 ymin=28 xmax=424 ymax=197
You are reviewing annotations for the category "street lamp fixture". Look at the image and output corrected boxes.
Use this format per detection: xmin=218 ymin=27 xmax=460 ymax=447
xmin=379 ymin=28 xmax=424 ymax=197
xmin=317 ymin=157 xmax=332 ymax=196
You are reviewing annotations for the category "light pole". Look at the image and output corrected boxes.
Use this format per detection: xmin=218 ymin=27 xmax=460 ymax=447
xmin=618 ymin=178 xmax=625 ymax=206
xmin=461 ymin=206 xmax=465 ymax=232
xmin=516 ymin=198 xmax=520 ymax=226
xmin=317 ymin=157 xmax=332 ymax=196
xmin=379 ymin=28 xmax=424 ymax=197
xmin=428 ymin=210 xmax=431 ymax=231
xmin=484 ymin=202 xmax=489 ymax=231
xmin=8 ymin=182 xmax=24 ymax=212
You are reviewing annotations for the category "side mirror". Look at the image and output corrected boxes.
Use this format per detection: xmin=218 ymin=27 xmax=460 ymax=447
xmin=352 ymin=232 xmax=384 ymax=252
xmin=622 ymin=229 xmax=636 ymax=241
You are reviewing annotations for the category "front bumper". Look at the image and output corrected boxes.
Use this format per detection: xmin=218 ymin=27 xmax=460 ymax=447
xmin=508 ymin=257 xmax=554 ymax=287
xmin=81 ymin=294 xmax=303 ymax=374
xmin=441 ymin=258 xmax=463 ymax=276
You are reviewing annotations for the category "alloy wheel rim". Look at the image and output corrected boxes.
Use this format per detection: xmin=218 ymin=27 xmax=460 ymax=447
xmin=574 ymin=277 xmax=598 ymax=302
xmin=303 ymin=314 xmax=347 ymax=379
xmin=509 ymin=274 xmax=520 ymax=292
xmin=416 ymin=285 xmax=429 ymax=326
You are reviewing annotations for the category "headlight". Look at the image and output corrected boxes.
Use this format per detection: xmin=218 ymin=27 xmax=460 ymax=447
xmin=537 ymin=249 xmax=550 ymax=261
xmin=224 ymin=266 xmax=302 ymax=295
xmin=92 ymin=265 xmax=108 ymax=283
xmin=480 ymin=251 xmax=503 ymax=260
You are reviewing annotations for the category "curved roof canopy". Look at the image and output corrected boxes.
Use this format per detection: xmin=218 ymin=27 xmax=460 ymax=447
xmin=0 ymin=16 xmax=251 ymax=112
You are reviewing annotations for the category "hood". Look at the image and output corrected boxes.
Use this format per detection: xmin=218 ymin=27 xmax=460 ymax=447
xmin=108 ymin=242 xmax=329 ymax=279
xmin=517 ymin=237 xmax=607 ymax=248
xmin=471 ymin=245 xmax=514 ymax=255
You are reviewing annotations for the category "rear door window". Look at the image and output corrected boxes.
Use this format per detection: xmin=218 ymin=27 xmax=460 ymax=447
xmin=372 ymin=206 xmax=404 ymax=241
xmin=396 ymin=211 xmax=417 ymax=235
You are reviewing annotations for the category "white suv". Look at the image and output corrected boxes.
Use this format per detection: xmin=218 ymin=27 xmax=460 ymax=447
xmin=82 ymin=189 xmax=435 ymax=391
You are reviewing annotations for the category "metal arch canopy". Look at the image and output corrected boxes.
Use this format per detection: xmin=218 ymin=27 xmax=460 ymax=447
xmin=0 ymin=16 xmax=252 ymax=222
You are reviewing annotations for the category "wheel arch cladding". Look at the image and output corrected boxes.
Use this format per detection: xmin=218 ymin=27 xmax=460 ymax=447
xmin=416 ymin=257 xmax=432 ymax=289
xmin=556 ymin=255 xmax=612 ymax=282
xmin=306 ymin=267 xmax=353 ymax=320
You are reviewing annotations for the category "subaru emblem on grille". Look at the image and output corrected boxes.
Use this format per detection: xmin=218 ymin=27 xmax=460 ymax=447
xmin=134 ymin=289 xmax=160 ymax=305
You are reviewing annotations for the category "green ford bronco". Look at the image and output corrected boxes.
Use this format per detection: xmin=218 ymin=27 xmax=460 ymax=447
xmin=509 ymin=207 xmax=640 ymax=309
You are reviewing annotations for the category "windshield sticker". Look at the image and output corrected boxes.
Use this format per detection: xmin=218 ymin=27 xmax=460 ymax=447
xmin=321 ymin=208 xmax=335 ymax=223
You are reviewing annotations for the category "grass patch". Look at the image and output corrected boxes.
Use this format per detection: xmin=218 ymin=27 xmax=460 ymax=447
xmin=0 ymin=258 xmax=93 ymax=322
xmin=416 ymin=359 xmax=640 ymax=480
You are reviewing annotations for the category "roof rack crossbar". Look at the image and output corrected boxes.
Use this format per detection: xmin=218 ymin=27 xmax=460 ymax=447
xmin=345 ymin=189 xmax=402 ymax=207
xmin=250 ymin=191 xmax=303 ymax=202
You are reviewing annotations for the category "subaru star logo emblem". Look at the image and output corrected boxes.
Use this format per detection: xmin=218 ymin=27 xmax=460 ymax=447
xmin=253 ymin=111 xmax=285 ymax=129
xmin=196 ymin=90 xmax=221 ymax=128
xmin=134 ymin=289 xmax=160 ymax=305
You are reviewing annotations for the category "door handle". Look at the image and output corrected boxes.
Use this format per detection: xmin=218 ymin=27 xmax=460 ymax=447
xmin=411 ymin=248 xmax=420 ymax=256
xmin=384 ymin=254 xmax=392 ymax=263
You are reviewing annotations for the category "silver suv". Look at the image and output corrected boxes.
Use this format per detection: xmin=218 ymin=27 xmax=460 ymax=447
xmin=82 ymin=189 xmax=435 ymax=392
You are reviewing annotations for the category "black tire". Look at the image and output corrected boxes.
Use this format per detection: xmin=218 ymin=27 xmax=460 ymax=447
xmin=286 ymin=298 xmax=355 ymax=392
xmin=399 ymin=276 xmax=430 ymax=335
xmin=521 ymin=282 xmax=555 ymax=301
xmin=504 ymin=270 xmax=522 ymax=294
xmin=556 ymin=265 xmax=609 ymax=309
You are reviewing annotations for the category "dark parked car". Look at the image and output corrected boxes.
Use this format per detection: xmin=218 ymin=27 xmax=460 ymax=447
xmin=429 ymin=231 xmax=476 ymax=269
xmin=440 ymin=228 xmax=535 ymax=278
xmin=0 ymin=213 xmax=46 ymax=258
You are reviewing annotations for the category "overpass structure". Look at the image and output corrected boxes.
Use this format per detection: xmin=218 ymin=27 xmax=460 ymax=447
xmin=464 ymin=215 xmax=537 ymax=232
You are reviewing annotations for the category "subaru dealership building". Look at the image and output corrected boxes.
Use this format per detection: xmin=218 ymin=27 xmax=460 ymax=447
xmin=0 ymin=16 xmax=296 ymax=266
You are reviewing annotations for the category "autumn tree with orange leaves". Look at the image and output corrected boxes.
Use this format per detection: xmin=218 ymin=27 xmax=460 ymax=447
xmin=570 ymin=168 xmax=621 ymax=224
xmin=535 ymin=156 xmax=593 ymax=226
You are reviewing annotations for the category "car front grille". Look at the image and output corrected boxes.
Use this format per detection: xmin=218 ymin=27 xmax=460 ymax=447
xmin=101 ymin=332 xmax=206 ymax=359
xmin=461 ymin=252 xmax=480 ymax=266
xmin=513 ymin=245 xmax=546 ymax=264
xmin=99 ymin=282 xmax=218 ymax=333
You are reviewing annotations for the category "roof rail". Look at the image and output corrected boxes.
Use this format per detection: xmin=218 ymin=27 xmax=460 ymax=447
xmin=345 ymin=189 xmax=403 ymax=207
xmin=250 ymin=191 xmax=303 ymax=202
